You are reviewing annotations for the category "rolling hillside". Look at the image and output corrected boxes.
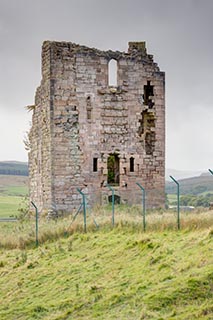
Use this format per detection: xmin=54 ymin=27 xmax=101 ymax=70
xmin=0 ymin=161 xmax=28 ymax=176
xmin=166 ymin=173 xmax=213 ymax=195
xmin=0 ymin=175 xmax=28 ymax=217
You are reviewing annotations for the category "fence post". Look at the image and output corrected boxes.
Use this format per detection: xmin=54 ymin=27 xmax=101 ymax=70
xmin=136 ymin=182 xmax=146 ymax=231
xmin=208 ymin=169 xmax=213 ymax=175
xmin=106 ymin=184 xmax=115 ymax=227
xmin=170 ymin=175 xmax=180 ymax=230
xmin=31 ymin=201 xmax=39 ymax=247
xmin=77 ymin=188 xmax=87 ymax=232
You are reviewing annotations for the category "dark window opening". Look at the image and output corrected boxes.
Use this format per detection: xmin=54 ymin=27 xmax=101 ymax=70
xmin=86 ymin=95 xmax=92 ymax=120
xmin=107 ymin=154 xmax=120 ymax=185
xmin=130 ymin=157 xmax=134 ymax=172
xmin=93 ymin=158 xmax=98 ymax=172
xmin=108 ymin=195 xmax=120 ymax=204
xmin=143 ymin=81 xmax=154 ymax=108
xmin=86 ymin=96 xmax=91 ymax=105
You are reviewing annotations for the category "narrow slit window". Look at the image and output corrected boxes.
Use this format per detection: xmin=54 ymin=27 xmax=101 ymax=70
xmin=93 ymin=158 xmax=98 ymax=172
xmin=86 ymin=95 xmax=92 ymax=120
xmin=87 ymin=109 xmax=92 ymax=120
xmin=108 ymin=59 xmax=117 ymax=86
xmin=130 ymin=157 xmax=134 ymax=172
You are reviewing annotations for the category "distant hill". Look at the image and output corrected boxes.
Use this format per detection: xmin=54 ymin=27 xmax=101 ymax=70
xmin=0 ymin=161 xmax=28 ymax=176
xmin=166 ymin=172 xmax=213 ymax=195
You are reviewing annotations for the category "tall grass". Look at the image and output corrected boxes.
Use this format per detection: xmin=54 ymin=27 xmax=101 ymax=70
xmin=0 ymin=206 xmax=212 ymax=250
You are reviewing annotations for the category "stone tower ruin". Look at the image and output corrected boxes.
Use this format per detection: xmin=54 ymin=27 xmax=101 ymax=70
xmin=28 ymin=41 xmax=165 ymax=214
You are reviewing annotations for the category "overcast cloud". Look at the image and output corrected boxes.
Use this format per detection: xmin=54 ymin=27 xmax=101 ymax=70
xmin=0 ymin=0 xmax=213 ymax=170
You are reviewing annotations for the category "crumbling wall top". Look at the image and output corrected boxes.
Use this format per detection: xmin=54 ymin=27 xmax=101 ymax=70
xmin=41 ymin=40 xmax=157 ymax=64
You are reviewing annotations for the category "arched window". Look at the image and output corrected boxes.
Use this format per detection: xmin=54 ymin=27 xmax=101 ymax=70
xmin=108 ymin=59 xmax=117 ymax=86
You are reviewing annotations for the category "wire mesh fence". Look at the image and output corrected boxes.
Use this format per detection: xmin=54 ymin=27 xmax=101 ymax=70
xmin=1 ymin=175 xmax=213 ymax=249
xmin=0 ymin=200 xmax=212 ymax=250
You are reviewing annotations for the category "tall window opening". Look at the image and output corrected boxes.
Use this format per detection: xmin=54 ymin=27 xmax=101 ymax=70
xmin=130 ymin=157 xmax=134 ymax=172
xmin=93 ymin=158 xmax=98 ymax=172
xmin=107 ymin=154 xmax=120 ymax=185
xmin=86 ymin=95 xmax=92 ymax=120
xmin=108 ymin=59 xmax=117 ymax=86
xmin=143 ymin=81 xmax=154 ymax=108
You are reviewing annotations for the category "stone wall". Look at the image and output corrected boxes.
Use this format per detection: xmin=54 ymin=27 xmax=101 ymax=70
xmin=29 ymin=41 xmax=165 ymax=213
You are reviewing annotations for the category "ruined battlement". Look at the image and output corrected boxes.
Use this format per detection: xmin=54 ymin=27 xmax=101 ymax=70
xmin=29 ymin=41 xmax=165 ymax=214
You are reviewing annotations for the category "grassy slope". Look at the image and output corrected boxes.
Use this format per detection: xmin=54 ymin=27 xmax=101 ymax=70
xmin=166 ymin=175 xmax=213 ymax=195
xmin=0 ymin=196 xmax=25 ymax=217
xmin=0 ymin=175 xmax=28 ymax=190
xmin=0 ymin=175 xmax=28 ymax=217
xmin=0 ymin=227 xmax=212 ymax=320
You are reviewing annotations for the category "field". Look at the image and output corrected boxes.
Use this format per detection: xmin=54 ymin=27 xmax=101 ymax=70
xmin=0 ymin=175 xmax=212 ymax=319
xmin=0 ymin=175 xmax=28 ymax=217
xmin=0 ymin=215 xmax=212 ymax=319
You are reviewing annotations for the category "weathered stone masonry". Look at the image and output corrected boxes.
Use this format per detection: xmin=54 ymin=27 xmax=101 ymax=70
xmin=28 ymin=41 xmax=165 ymax=213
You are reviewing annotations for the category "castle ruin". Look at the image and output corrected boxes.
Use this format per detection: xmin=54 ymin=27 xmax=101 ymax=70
xmin=28 ymin=41 xmax=165 ymax=214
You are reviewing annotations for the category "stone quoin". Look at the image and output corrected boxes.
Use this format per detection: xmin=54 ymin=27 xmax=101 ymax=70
xmin=28 ymin=41 xmax=165 ymax=215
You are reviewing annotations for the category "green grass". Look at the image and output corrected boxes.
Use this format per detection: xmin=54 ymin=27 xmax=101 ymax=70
xmin=0 ymin=196 xmax=25 ymax=218
xmin=0 ymin=175 xmax=28 ymax=217
xmin=0 ymin=185 xmax=28 ymax=196
xmin=0 ymin=224 xmax=212 ymax=320
xmin=167 ymin=193 xmax=177 ymax=204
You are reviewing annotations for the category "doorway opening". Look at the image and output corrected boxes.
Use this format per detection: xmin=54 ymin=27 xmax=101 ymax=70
xmin=108 ymin=195 xmax=121 ymax=204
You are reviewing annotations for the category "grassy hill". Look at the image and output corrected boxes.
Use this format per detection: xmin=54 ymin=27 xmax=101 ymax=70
xmin=166 ymin=174 xmax=213 ymax=195
xmin=0 ymin=175 xmax=28 ymax=217
xmin=0 ymin=223 xmax=212 ymax=319
xmin=0 ymin=161 xmax=28 ymax=176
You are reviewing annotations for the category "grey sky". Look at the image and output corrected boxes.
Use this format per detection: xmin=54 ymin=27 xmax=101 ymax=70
xmin=0 ymin=0 xmax=213 ymax=170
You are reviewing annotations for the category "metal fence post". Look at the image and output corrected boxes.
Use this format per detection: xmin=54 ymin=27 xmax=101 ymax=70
xmin=208 ymin=169 xmax=213 ymax=175
xmin=170 ymin=175 xmax=180 ymax=230
xmin=136 ymin=182 xmax=146 ymax=231
xmin=31 ymin=201 xmax=39 ymax=247
xmin=106 ymin=184 xmax=115 ymax=227
xmin=77 ymin=188 xmax=87 ymax=232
